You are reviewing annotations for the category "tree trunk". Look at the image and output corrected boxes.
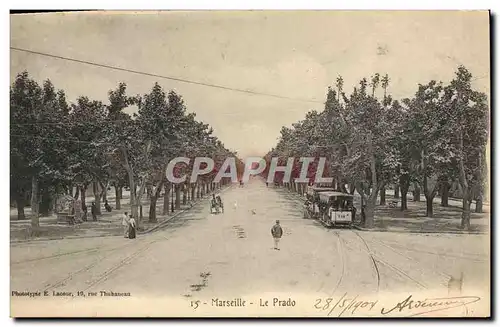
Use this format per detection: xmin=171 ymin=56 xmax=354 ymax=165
xmin=425 ymin=195 xmax=434 ymax=217
xmin=30 ymin=176 xmax=39 ymax=228
xmin=457 ymin=130 xmax=472 ymax=230
xmin=134 ymin=180 xmax=149 ymax=227
xmin=182 ymin=186 xmax=187 ymax=205
xmin=441 ymin=182 xmax=449 ymax=207
xmin=81 ymin=185 xmax=87 ymax=212
xmin=191 ymin=184 xmax=196 ymax=202
xmin=92 ymin=181 xmax=101 ymax=215
xmin=115 ymin=186 xmax=122 ymax=210
xmin=461 ymin=192 xmax=472 ymax=230
xmin=394 ymin=185 xmax=400 ymax=199
xmin=121 ymin=147 xmax=138 ymax=219
xmin=363 ymin=133 xmax=378 ymax=229
xmin=413 ymin=183 xmax=421 ymax=201
xmin=149 ymin=196 xmax=158 ymax=222
xmin=475 ymin=196 xmax=483 ymax=213
xmin=399 ymin=174 xmax=410 ymax=211
xmin=39 ymin=188 xmax=51 ymax=217
xmin=363 ymin=198 xmax=375 ymax=228
xmin=149 ymin=182 xmax=163 ymax=223
xmin=15 ymin=193 xmax=26 ymax=220
xmin=401 ymin=191 xmax=408 ymax=211
xmin=379 ymin=187 xmax=386 ymax=205
xmin=163 ymin=183 xmax=171 ymax=215
xmin=421 ymin=167 xmax=438 ymax=218
xmin=175 ymin=185 xmax=181 ymax=209
xmin=73 ymin=185 xmax=80 ymax=200
xmin=99 ymin=182 xmax=107 ymax=208
xmin=99 ymin=182 xmax=109 ymax=203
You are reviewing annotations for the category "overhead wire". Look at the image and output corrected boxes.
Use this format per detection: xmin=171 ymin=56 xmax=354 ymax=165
xmin=10 ymin=46 xmax=324 ymax=104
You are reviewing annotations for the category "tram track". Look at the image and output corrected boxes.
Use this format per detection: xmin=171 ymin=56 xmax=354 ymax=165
xmin=41 ymin=238 xmax=154 ymax=292
xmin=351 ymin=231 xmax=381 ymax=293
xmin=12 ymin=247 xmax=103 ymax=265
xmin=80 ymin=237 xmax=163 ymax=293
xmin=328 ymin=231 xmax=346 ymax=296
xmin=349 ymin=231 xmax=428 ymax=290
xmin=371 ymin=239 xmax=488 ymax=262
xmin=365 ymin=237 xmax=451 ymax=283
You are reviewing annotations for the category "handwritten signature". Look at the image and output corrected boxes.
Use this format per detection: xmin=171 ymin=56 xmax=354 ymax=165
xmin=381 ymin=294 xmax=481 ymax=317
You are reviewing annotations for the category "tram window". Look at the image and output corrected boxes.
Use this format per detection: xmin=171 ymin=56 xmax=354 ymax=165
xmin=332 ymin=199 xmax=339 ymax=211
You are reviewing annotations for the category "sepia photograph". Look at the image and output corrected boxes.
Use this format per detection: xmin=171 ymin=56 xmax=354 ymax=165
xmin=9 ymin=10 xmax=490 ymax=317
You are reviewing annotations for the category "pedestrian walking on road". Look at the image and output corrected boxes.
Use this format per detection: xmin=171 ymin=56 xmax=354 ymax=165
xmin=122 ymin=212 xmax=130 ymax=238
xmin=128 ymin=215 xmax=136 ymax=239
xmin=271 ymin=220 xmax=283 ymax=250
xmin=91 ymin=202 xmax=97 ymax=221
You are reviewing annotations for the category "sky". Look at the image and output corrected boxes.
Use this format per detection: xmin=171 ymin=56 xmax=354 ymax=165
xmin=10 ymin=11 xmax=490 ymax=158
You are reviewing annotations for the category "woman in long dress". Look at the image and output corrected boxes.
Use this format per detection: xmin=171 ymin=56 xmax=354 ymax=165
xmin=128 ymin=215 xmax=136 ymax=239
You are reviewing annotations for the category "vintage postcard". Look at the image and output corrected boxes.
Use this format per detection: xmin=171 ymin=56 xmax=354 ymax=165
xmin=10 ymin=10 xmax=490 ymax=318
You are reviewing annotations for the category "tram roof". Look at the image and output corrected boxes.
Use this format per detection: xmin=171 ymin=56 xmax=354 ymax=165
xmin=318 ymin=191 xmax=354 ymax=198
xmin=307 ymin=186 xmax=336 ymax=192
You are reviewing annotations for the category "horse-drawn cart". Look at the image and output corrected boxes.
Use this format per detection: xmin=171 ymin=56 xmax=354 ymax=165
xmin=303 ymin=186 xmax=336 ymax=219
xmin=210 ymin=195 xmax=224 ymax=214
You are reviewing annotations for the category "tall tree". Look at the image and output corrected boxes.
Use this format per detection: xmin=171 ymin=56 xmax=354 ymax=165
xmin=370 ymin=73 xmax=380 ymax=97
xmin=442 ymin=66 xmax=489 ymax=229
xmin=10 ymin=73 xmax=70 ymax=226
xmin=336 ymin=75 xmax=344 ymax=102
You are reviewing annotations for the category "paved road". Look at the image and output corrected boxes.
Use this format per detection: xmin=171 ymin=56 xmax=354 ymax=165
xmin=10 ymin=178 xmax=490 ymax=317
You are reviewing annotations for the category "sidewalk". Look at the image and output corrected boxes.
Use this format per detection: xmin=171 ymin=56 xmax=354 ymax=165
xmin=10 ymin=185 xmax=232 ymax=243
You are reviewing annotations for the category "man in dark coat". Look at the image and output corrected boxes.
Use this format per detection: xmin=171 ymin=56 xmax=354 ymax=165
xmin=271 ymin=220 xmax=283 ymax=250
xmin=91 ymin=202 xmax=97 ymax=221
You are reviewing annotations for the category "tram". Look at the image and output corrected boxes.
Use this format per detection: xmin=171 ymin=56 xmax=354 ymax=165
xmin=317 ymin=191 xmax=355 ymax=227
